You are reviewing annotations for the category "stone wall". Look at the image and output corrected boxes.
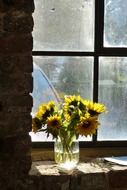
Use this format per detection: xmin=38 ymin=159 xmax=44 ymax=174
xmin=29 ymin=161 xmax=127 ymax=190
xmin=0 ymin=0 xmax=34 ymax=189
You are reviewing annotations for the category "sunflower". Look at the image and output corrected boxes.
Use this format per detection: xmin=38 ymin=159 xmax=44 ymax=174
xmin=47 ymin=101 xmax=56 ymax=111
xmin=32 ymin=117 xmax=42 ymax=133
xmin=46 ymin=115 xmax=62 ymax=138
xmin=64 ymin=95 xmax=86 ymax=120
xmin=84 ymin=100 xmax=106 ymax=117
xmin=75 ymin=117 xmax=100 ymax=136
xmin=64 ymin=95 xmax=83 ymax=108
xmin=35 ymin=101 xmax=56 ymax=121
xmin=36 ymin=104 xmax=47 ymax=119
xmin=47 ymin=115 xmax=62 ymax=129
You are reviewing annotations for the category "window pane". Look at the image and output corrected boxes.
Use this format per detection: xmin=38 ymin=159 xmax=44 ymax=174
xmin=104 ymin=0 xmax=127 ymax=47
xmin=30 ymin=56 xmax=93 ymax=141
xmin=98 ymin=57 xmax=127 ymax=140
xmin=33 ymin=0 xmax=94 ymax=51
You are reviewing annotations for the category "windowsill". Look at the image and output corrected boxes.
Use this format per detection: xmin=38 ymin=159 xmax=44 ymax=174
xmin=29 ymin=160 xmax=127 ymax=189
xmin=30 ymin=159 xmax=127 ymax=176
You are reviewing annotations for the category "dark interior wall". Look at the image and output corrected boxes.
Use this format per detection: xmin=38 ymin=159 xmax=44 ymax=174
xmin=0 ymin=0 xmax=34 ymax=189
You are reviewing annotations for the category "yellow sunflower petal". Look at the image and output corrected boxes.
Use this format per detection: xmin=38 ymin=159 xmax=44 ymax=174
xmin=32 ymin=119 xmax=37 ymax=133
xmin=84 ymin=100 xmax=106 ymax=116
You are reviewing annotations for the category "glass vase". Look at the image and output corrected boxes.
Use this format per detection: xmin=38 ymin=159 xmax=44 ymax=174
xmin=54 ymin=136 xmax=79 ymax=172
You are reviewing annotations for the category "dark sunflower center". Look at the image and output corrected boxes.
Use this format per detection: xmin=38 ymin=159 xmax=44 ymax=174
xmin=82 ymin=121 xmax=91 ymax=128
xmin=52 ymin=119 xmax=59 ymax=126
xmin=70 ymin=100 xmax=78 ymax=107
xmin=79 ymin=102 xmax=86 ymax=110
xmin=88 ymin=109 xmax=98 ymax=116
xmin=43 ymin=110 xmax=50 ymax=119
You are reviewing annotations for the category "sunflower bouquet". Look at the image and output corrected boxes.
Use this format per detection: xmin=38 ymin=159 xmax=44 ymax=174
xmin=32 ymin=95 xmax=106 ymax=169
xmin=32 ymin=95 xmax=106 ymax=142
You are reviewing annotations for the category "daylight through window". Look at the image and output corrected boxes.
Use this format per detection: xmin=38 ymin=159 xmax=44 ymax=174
xmin=31 ymin=0 xmax=127 ymax=147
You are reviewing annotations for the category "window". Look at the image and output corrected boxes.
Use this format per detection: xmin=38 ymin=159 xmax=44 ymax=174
xmin=31 ymin=0 xmax=127 ymax=157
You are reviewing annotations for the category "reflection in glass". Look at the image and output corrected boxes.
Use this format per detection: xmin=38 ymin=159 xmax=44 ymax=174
xmin=33 ymin=56 xmax=93 ymax=100
xmin=98 ymin=57 xmax=127 ymax=140
xmin=33 ymin=0 xmax=94 ymax=51
xmin=32 ymin=63 xmax=60 ymax=115
xmin=104 ymin=0 xmax=127 ymax=47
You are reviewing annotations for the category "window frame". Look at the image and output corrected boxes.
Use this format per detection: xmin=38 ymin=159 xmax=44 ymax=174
xmin=32 ymin=0 xmax=127 ymax=158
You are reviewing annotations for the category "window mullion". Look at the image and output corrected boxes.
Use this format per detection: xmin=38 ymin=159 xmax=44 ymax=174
xmin=94 ymin=0 xmax=104 ymax=52
xmin=32 ymin=51 xmax=94 ymax=57
xmin=92 ymin=56 xmax=99 ymax=142
xmin=92 ymin=0 xmax=104 ymax=142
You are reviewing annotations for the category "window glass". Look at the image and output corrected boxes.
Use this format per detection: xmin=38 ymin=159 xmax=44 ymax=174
xmin=98 ymin=57 xmax=127 ymax=140
xmin=33 ymin=0 xmax=94 ymax=51
xmin=33 ymin=56 xmax=93 ymax=100
xmin=30 ymin=56 xmax=93 ymax=141
xmin=104 ymin=0 xmax=127 ymax=47
xmin=32 ymin=63 xmax=60 ymax=115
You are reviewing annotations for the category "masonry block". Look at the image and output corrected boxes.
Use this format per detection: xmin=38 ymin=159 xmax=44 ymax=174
xmin=0 ymin=113 xmax=32 ymax=137
xmin=0 ymin=73 xmax=33 ymax=95
xmin=0 ymin=34 xmax=33 ymax=54
xmin=0 ymin=155 xmax=32 ymax=189
xmin=0 ymin=55 xmax=33 ymax=74
xmin=0 ymin=94 xmax=33 ymax=112
xmin=4 ymin=13 xmax=34 ymax=33
xmin=0 ymin=0 xmax=35 ymax=13
xmin=108 ymin=170 xmax=127 ymax=188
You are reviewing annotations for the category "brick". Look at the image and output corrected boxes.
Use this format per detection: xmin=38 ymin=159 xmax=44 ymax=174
xmin=81 ymin=173 xmax=108 ymax=190
xmin=0 ymin=113 xmax=32 ymax=137
xmin=26 ymin=176 xmax=40 ymax=190
xmin=0 ymin=0 xmax=35 ymax=13
xmin=0 ymin=134 xmax=31 ymax=158
xmin=0 ymin=34 xmax=33 ymax=54
xmin=0 ymin=105 xmax=32 ymax=113
xmin=70 ymin=175 xmax=82 ymax=190
xmin=0 ymin=73 xmax=33 ymax=95
xmin=0 ymin=55 xmax=33 ymax=74
xmin=4 ymin=13 xmax=34 ymax=33
xmin=40 ymin=175 xmax=70 ymax=190
xmin=108 ymin=170 xmax=127 ymax=188
xmin=13 ymin=135 xmax=32 ymax=156
xmin=0 ymin=156 xmax=32 ymax=189
xmin=0 ymin=14 xmax=4 ymax=33
xmin=0 ymin=94 xmax=33 ymax=108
